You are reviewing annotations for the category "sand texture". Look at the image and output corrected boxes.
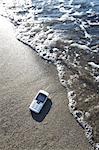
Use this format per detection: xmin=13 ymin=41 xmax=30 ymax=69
xmin=0 ymin=16 xmax=92 ymax=150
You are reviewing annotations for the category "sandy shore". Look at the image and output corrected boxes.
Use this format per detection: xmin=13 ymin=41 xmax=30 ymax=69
xmin=0 ymin=16 xmax=91 ymax=150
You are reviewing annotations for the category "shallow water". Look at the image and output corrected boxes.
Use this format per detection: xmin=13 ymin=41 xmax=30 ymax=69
xmin=0 ymin=0 xmax=99 ymax=149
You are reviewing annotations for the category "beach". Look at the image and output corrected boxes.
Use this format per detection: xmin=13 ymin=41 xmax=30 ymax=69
xmin=0 ymin=16 xmax=92 ymax=150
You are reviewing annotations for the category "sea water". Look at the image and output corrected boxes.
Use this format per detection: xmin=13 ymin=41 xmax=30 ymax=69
xmin=0 ymin=0 xmax=99 ymax=149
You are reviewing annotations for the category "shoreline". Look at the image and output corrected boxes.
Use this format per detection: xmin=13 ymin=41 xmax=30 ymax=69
xmin=0 ymin=16 xmax=91 ymax=150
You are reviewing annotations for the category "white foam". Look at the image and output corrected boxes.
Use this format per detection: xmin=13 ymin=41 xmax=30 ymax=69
xmin=72 ymin=11 xmax=83 ymax=16
xmin=58 ymin=0 xmax=64 ymax=3
xmin=88 ymin=62 xmax=99 ymax=69
xmin=59 ymin=13 xmax=75 ymax=21
xmin=59 ymin=6 xmax=67 ymax=13
xmin=90 ymin=2 xmax=95 ymax=7
xmin=95 ymin=143 xmax=99 ymax=150
xmin=95 ymin=76 xmax=99 ymax=82
xmin=74 ymin=4 xmax=81 ymax=9
xmin=86 ymin=8 xmax=92 ymax=14
xmin=70 ymin=43 xmax=90 ymax=50
xmin=47 ymin=0 xmax=52 ymax=5
xmin=73 ymin=110 xmax=84 ymax=122
xmin=67 ymin=91 xmax=77 ymax=113
xmin=87 ymin=20 xmax=99 ymax=26
xmin=79 ymin=21 xmax=91 ymax=38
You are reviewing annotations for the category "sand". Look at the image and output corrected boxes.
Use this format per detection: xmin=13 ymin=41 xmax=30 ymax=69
xmin=0 ymin=16 xmax=91 ymax=150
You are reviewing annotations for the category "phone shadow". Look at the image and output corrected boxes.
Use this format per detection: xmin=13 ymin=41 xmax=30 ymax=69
xmin=30 ymin=98 xmax=52 ymax=122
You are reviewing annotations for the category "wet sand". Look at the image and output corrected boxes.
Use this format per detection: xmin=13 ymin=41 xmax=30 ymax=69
xmin=0 ymin=16 xmax=91 ymax=150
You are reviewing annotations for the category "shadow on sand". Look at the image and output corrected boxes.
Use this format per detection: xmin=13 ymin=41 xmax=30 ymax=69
xmin=30 ymin=98 xmax=52 ymax=122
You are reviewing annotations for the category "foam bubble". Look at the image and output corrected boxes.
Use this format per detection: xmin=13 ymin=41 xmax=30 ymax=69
xmin=88 ymin=62 xmax=99 ymax=69
xmin=70 ymin=43 xmax=90 ymax=50
xmin=59 ymin=13 xmax=75 ymax=22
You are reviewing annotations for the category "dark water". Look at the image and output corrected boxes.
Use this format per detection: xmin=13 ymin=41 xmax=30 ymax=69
xmin=0 ymin=0 xmax=99 ymax=149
